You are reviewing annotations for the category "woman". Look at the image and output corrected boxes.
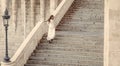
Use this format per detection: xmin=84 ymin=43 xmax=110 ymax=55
xmin=47 ymin=15 xmax=55 ymax=43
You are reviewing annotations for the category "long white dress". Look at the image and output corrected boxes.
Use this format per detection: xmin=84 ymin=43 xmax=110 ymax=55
xmin=47 ymin=20 xmax=55 ymax=41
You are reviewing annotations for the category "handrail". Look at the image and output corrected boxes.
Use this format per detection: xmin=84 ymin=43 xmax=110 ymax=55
xmin=1 ymin=0 xmax=74 ymax=66
xmin=52 ymin=0 xmax=74 ymax=26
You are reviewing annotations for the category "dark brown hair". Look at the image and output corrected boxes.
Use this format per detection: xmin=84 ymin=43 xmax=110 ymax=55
xmin=48 ymin=15 xmax=54 ymax=22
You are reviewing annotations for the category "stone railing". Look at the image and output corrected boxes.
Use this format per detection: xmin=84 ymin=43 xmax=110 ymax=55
xmin=1 ymin=0 xmax=74 ymax=66
xmin=53 ymin=0 xmax=74 ymax=26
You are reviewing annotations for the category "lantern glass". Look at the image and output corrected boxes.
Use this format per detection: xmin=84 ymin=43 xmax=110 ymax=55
xmin=3 ymin=19 xmax=8 ymax=26
xmin=2 ymin=9 xmax=10 ymax=26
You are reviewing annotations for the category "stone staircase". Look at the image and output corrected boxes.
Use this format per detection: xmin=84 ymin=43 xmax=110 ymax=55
xmin=25 ymin=0 xmax=104 ymax=66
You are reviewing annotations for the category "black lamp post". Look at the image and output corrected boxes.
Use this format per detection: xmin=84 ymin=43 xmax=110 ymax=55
xmin=2 ymin=8 xmax=10 ymax=62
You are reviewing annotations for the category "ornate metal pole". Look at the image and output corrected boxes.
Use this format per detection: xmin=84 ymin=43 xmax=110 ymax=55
xmin=2 ymin=1 xmax=10 ymax=62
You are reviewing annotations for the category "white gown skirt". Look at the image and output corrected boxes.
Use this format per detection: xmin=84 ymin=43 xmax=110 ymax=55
xmin=47 ymin=22 xmax=55 ymax=40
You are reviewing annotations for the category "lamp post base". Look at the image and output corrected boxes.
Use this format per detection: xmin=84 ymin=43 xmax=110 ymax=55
xmin=4 ymin=56 xmax=10 ymax=62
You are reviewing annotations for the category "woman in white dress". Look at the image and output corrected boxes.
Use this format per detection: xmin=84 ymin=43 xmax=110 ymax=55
xmin=47 ymin=15 xmax=55 ymax=43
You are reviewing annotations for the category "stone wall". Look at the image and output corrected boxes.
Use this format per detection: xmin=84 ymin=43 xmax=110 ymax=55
xmin=0 ymin=0 xmax=35 ymax=61
xmin=107 ymin=0 xmax=120 ymax=66
xmin=45 ymin=0 xmax=50 ymax=20
xmin=0 ymin=0 xmax=26 ymax=61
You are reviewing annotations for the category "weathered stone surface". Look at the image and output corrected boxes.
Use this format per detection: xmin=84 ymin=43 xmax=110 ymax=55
xmin=25 ymin=0 xmax=104 ymax=66
xmin=108 ymin=0 xmax=120 ymax=65
xmin=0 ymin=0 xmax=50 ymax=62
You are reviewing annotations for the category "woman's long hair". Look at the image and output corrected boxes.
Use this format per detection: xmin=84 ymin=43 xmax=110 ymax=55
xmin=48 ymin=15 xmax=54 ymax=22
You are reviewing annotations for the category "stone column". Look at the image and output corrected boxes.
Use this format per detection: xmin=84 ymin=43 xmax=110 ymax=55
xmin=50 ymin=0 xmax=57 ymax=14
xmin=40 ymin=0 xmax=45 ymax=22
xmin=56 ymin=0 xmax=59 ymax=7
xmin=110 ymin=0 xmax=120 ymax=65
xmin=12 ymin=0 xmax=16 ymax=30
xmin=21 ymin=0 xmax=26 ymax=39
xmin=105 ymin=0 xmax=120 ymax=66
xmin=31 ymin=0 xmax=35 ymax=26
xmin=104 ymin=0 xmax=109 ymax=66
xmin=1 ymin=0 xmax=7 ymax=15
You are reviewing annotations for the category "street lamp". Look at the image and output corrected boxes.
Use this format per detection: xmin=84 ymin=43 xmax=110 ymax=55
xmin=2 ymin=8 xmax=10 ymax=62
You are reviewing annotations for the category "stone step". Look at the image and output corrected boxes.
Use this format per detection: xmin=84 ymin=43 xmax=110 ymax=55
xmin=64 ymin=12 xmax=103 ymax=18
xmin=33 ymin=49 xmax=103 ymax=57
xmin=31 ymin=52 xmax=103 ymax=59
xmin=56 ymin=28 xmax=103 ymax=32
xmin=26 ymin=60 xmax=103 ymax=66
xmin=59 ymin=21 xmax=103 ymax=26
xmin=58 ymin=23 xmax=103 ymax=28
xmin=28 ymin=57 xmax=103 ymax=65
xmin=43 ymin=35 xmax=103 ymax=40
xmin=56 ymin=31 xmax=103 ymax=37
xmin=39 ymin=44 xmax=103 ymax=50
xmin=60 ymin=21 xmax=103 ymax=25
xmin=40 ymin=36 xmax=103 ymax=44
xmin=35 ymin=48 xmax=103 ymax=54
xmin=32 ymin=52 xmax=103 ymax=59
xmin=66 ymin=10 xmax=103 ymax=18
xmin=61 ymin=18 xmax=104 ymax=22
xmin=57 ymin=24 xmax=103 ymax=29
xmin=55 ymin=34 xmax=103 ymax=38
xmin=38 ymin=43 xmax=103 ymax=49
xmin=72 ymin=9 xmax=104 ymax=13
xmin=70 ymin=3 xmax=103 ymax=10
xmin=29 ymin=55 xmax=103 ymax=62
xmin=74 ymin=0 xmax=103 ymax=3
xmin=25 ymin=64 xmax=49 ymax=66
xmin=44 ymin=31 xmax=103 ymax=36
xmin=40 ymin=39 xmax=103 ymax=46
xmin=35 ymin=45 xmax=103 ymax=53
xmin=55 ymin=32 xmax=101 ymax=39
xmin=63 ymin=16 xmax=103 ymax=21
xmin=39 ymin=41 xmax=103 ymax=48
xmin=41 ymin=36 xmax=103 ymax=43
xmin=25 ymin=61 xmax=103 ymax=66
xmin=40 ymin=39 xmax=103 ymax=45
